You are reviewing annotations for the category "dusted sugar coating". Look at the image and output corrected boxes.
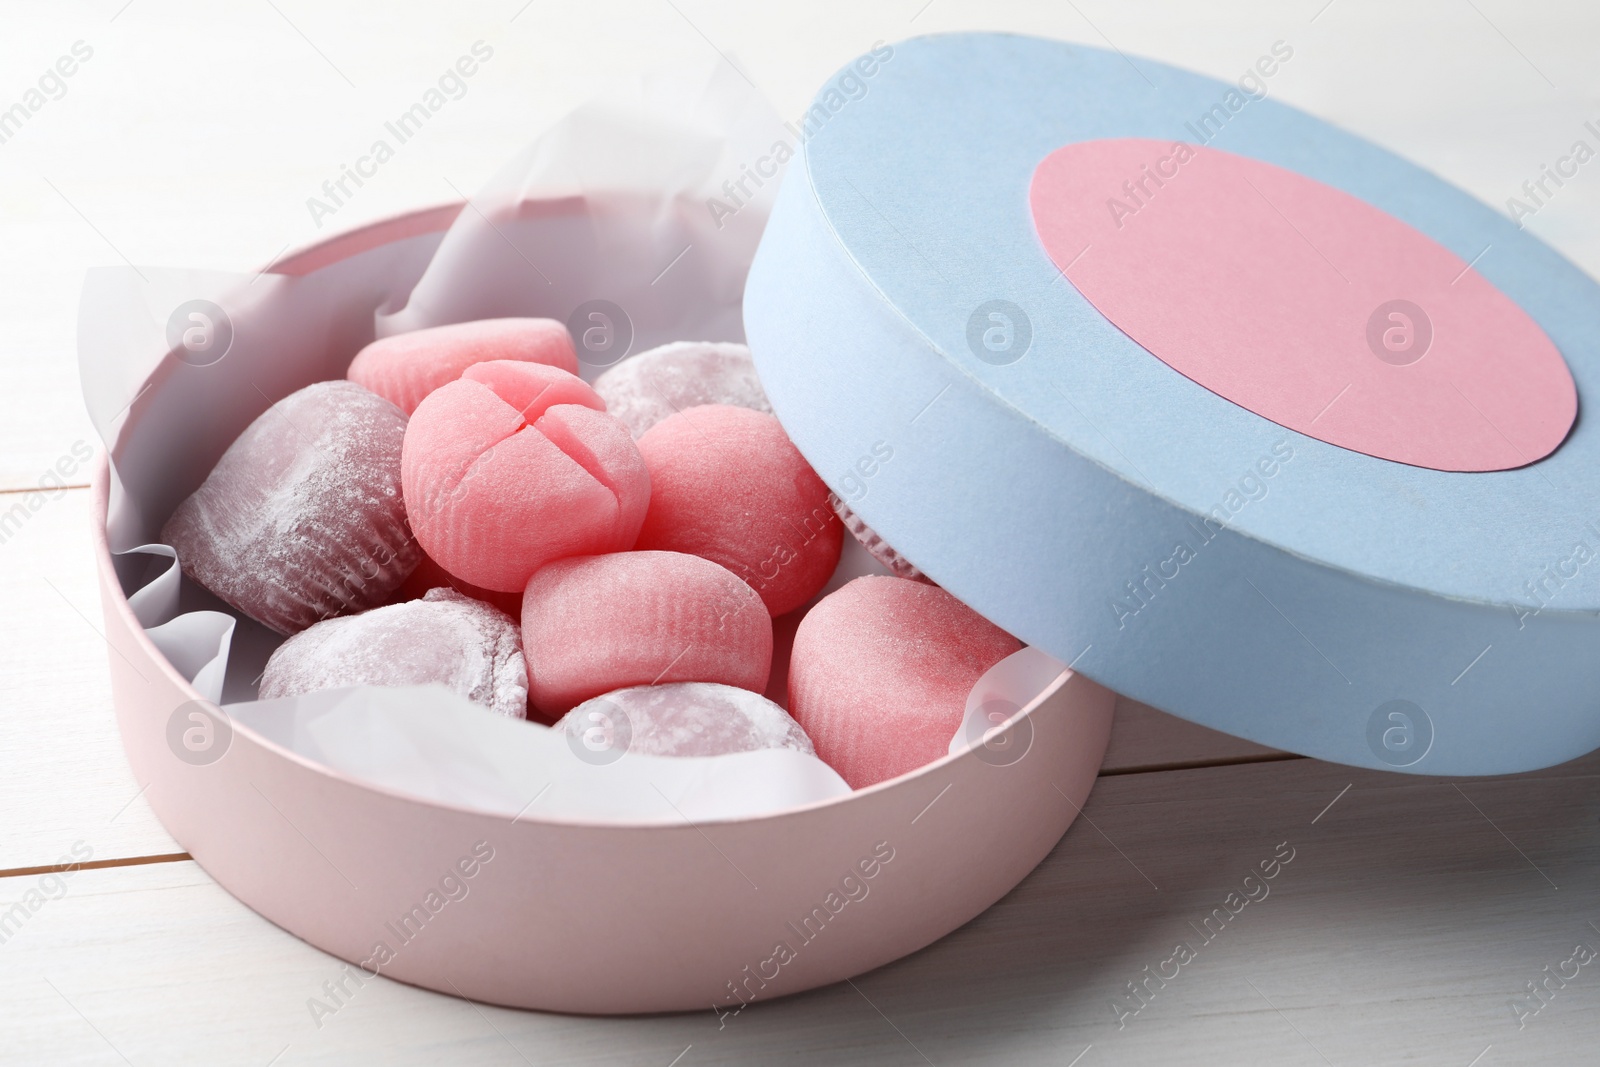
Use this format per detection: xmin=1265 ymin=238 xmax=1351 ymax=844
xmin=162 ymin=380 xmax=419 ymax=636
xmin=402 ymin=362 xmax=649 ymax=593
xmin=593 ymin=341 xmax=772 ymax=438
xmin=832 ymin=498 xmax=930 ymax=583
xmin=634 ymin=404 xmax=843 ymax=616
xmin=789 ymin=576 xmax=1022 ymax=788
xmin=260 ymin=588 xmax=528 ymax=718
xmin=347 ymin=318 xmax=578 ymax=415
xmin=558 ymin=682 xmax=814 ymax=758
xmin=521 ymin=551 xmax=772 ymax=716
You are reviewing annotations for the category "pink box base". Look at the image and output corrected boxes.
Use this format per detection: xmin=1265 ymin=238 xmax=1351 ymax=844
xmin=90 ymin=206 xmax=1116 ymax=1015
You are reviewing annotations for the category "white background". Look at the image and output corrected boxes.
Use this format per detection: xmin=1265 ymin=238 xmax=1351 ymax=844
xmin=4 ymin=0 xmax=1600 ymax=489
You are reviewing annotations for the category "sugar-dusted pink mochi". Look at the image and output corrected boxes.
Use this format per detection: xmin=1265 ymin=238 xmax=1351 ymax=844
xmin=260 ymin=588 xmax=527 ymax=718
xmin=347 ymin=318 xmax=578 ymax=415
xmin=592 ymin=341 xmax=771 ymax=438
xmin=459 ymin=359 xmax=601 ymax=417
xmin=521 ymin=551 xmax=771 ymax=717
xmin=789 ymin=576 xmax=1022 ymax=788
xmin=402 ymin=362 xmax=649 ymax=593
xmin=162 ymin=380 xmax=420 ymax=635
xmin=557 ymin=682 xmax=813 ymax=758
xmin=634 ymin=404 xmax=842 ymax=617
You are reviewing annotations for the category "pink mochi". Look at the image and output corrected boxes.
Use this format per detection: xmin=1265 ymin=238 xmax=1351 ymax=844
xmin=521 ymin=551 xmax=772 ymax=718
xmin=347 ymin=318 xmax=578 ymax=415
xmin=459 ymin=359 xmax=599 ymax=416
xmin=592 ymin=341 xmax=771 ymax=438
xmin=789 ymin=576 xmax=1022 ymax=788
xmin=260 ymin=588 xmax=528 ymax=718
xmin=634 ymin=404 xmax=843 ymax=617
xmin=402 ymin=361 xmax=650 ymax=593
xmin=162 ymin=380 xmax=419 ymax=635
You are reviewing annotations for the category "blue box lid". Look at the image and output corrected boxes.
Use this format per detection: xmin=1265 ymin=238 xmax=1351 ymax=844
xmin=744 ymin=32 xmax=1600 ymax=775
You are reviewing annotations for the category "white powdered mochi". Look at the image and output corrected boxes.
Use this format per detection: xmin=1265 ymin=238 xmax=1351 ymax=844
xmin=162 ymin=380 xmax=420 ymax=634
xmin=259 ymin=588 xmax=527 ymax=718
xmin=559 ymin=682 xmax=813 ymax=758
xmin=593 ymin=341 xmax=772 ymax=438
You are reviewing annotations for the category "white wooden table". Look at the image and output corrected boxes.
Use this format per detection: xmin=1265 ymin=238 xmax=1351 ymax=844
xmin=5 ymin=1 xmax=1599 ymax=1062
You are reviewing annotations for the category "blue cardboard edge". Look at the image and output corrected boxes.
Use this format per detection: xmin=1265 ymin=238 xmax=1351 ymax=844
xmin=745 ymin=93 xmax=1600 ymax=776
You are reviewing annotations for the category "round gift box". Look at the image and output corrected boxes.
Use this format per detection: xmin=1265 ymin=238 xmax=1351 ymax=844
xmin=89 ymin=201 xmax=1115 ymax=1014
xmin=746 ymin=32 xmax=1600 ymax=777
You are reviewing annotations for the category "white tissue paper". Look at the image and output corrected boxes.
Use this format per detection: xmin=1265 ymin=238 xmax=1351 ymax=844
xmin=229 ymin=684 xmax=850 ymax=825
xmin=79 ymin=63 xmax=1067 ymax=823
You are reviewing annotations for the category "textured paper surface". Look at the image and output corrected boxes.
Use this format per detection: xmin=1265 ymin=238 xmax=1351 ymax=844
xmin=228 ymin=684 xmax=852 ymax=825
xmin=1030 ymin=138 xmax=1575 ymax=471
xmin=376 ymin=62 xmax=784 ymax=366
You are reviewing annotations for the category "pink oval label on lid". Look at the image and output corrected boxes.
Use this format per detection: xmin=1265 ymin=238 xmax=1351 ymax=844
xmin=1029 ymin=138 xmax=1576 ymax=472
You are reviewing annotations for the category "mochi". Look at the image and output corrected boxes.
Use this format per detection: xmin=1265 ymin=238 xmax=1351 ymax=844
xmin=401 ymin=361 xmax=649 ymax=593
xmin=521 ymin=551 xmax=771 ymax=717
xmin=634 ymin=404 xmax=842 ymax=616
xmin=161 ymin=380 xmax=418 ymax=635
xmin=788 ymin=576 xmax=1022 ymax=788
xmin=558 ymin=681 xmax=813 ymax=758
xmin=592 ymin=341 xmax=771 ymax=438
xmin=260 ymin=587 xmax=527 ymax=718
xmin=347 ymin=318 xmax=578 ymax=415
